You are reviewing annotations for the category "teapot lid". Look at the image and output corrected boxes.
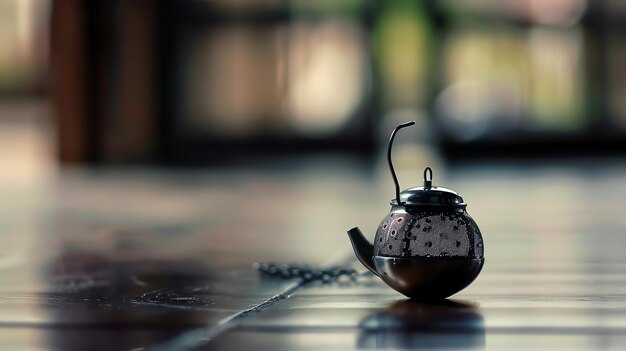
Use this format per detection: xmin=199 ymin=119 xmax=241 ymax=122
xmin=391 ymin=168 xmax=466 ymax=207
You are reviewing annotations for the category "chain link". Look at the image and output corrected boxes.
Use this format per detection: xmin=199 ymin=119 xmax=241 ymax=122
xmin=254 ymin=262 xmax=359 ymax=283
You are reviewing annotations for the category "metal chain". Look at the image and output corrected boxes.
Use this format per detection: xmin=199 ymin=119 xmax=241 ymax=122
xmin=253 ymin=262 xmax=359 ymax=283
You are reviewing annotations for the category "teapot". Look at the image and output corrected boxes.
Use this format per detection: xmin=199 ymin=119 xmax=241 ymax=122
xmin=347 ymin=121 xmax=484 ymax=300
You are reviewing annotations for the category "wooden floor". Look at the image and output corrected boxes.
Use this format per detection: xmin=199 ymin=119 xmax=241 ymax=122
xmin=3 ymin=116 xmax=626 ymax=350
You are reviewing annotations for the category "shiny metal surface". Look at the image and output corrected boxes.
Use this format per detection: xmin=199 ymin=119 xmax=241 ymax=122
xmin=374 ymin=256 xmax=485 ymax=299
xmin=393 ymin=186 xmax=466 ymax=207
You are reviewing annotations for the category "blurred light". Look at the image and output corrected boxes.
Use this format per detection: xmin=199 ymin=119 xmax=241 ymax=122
xmin=438 ymin=23 xmax=586 ymax=138
xmin=184 ymin=25 xmax=285 ymax=136
xmin=442 ymin=0 xmax=586 ymax=27
xmin=286 ymin=20 xmax=366 ymax=136
xmin=436 ymin=81 xmax=497 ymax=141
xmin=527 ymin=0 xmax=586 ymax=27
xmin=438 ymin=30 xmax=526 ymax=140
xmin=0 ymin=0 xmax=49 ymax=89
xmin=528 ymin=27 xmax=584 ymax=130
xmin=375 ymin=3 xmax=430 ymax=109
xmin=184 ymin=18 xmax=367 ymax=137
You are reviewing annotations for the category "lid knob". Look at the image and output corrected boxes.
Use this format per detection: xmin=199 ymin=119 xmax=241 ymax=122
xmin=424 ymin=167 xmax=433 ymax=190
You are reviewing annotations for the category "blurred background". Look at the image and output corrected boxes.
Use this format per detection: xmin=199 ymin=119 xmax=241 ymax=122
xmin=3 ymin=0 xmax=626 ymax=263
xmin=3 ymin=0 xmax=626 ymax=285
xmin=4 ymin=0 xmax=626 ymax=349
xmin=5 ymin=0 xmax=626 ymax=166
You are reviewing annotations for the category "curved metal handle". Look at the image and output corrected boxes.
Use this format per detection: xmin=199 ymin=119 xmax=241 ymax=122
xmin=387 ymin=121 xmax=415 ymax=205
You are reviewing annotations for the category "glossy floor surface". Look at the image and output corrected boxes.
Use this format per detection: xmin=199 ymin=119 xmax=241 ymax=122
xmin=3 ymin=112 xmax=626 ymax=350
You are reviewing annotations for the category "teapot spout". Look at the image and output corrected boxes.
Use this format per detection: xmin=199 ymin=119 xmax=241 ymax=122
xmin=347 ymin=227 xmax=378 ymax=276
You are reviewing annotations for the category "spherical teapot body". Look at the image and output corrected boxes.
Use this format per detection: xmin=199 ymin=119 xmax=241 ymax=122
xmin=371 ymin=203 xmax=484 ymax=299
xmin=346 ymin=121 xmax=485 ymax=300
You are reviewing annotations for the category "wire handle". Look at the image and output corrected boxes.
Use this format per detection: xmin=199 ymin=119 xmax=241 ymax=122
xmin=387 ymin=121 xmax=415 ymax=205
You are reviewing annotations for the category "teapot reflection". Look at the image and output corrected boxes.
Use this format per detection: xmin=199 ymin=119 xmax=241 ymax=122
xmin=357 ymin=300 xmax=485 ymax=349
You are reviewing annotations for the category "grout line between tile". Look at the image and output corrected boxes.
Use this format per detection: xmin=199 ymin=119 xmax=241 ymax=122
xmin=150 ymin=255 xmax=357 ymax=351
xmin=149 ymin=280 xmax=303 ymax=351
